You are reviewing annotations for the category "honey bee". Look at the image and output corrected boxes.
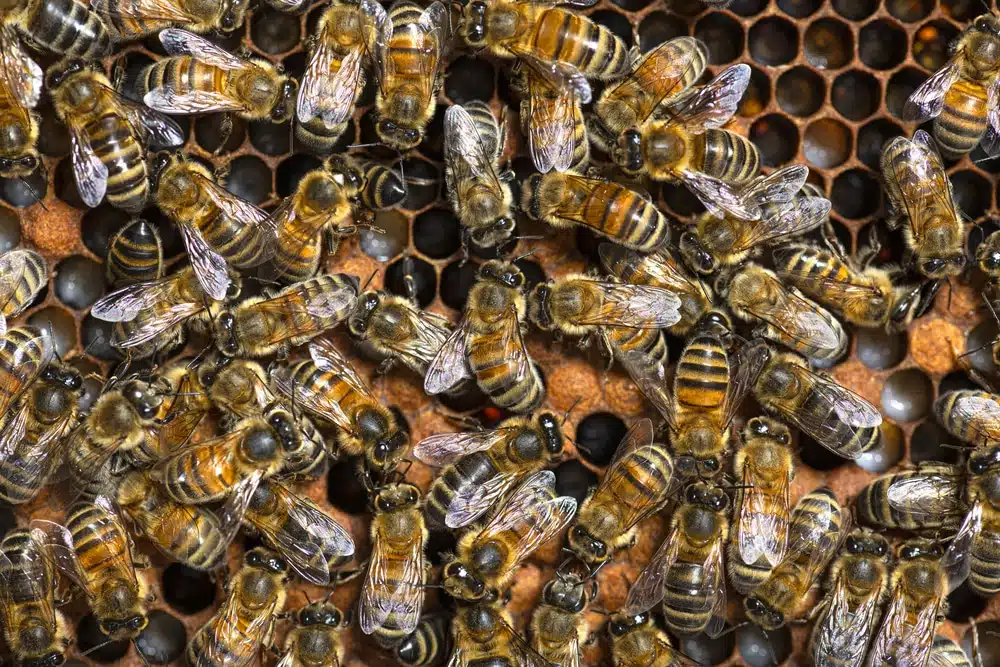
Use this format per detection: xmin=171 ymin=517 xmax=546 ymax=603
xmin=296 ymin=0 xmax=388 ymax=154
xmin=976 ymin=229 xmax=1000 ymax=289
xmin=0 ymin=528 xmax=71 ymax=667
xmin=90 ymin=0 xmax=249 ymax=41
xmin=809 ymin=528 xmax=891 ymax=667
xmin=599 ymin=243 xmax=713 ymax=337
xmin=415 ymin=411 xmax=565 ymax=529
xmin=753 ymin=348 xmax=883 ymax=460
xmin=373 ymin=1 xmax=453 ymax=150
xmin=444 ymin=102 xmax=516 ymax=248
xmin=277 ymin=601 xmax=350 ymax=667
xmin=443 ymin=470 xmax=577 ymax=602
xmin=150 ymin=152 xmax=276 ymax=301
xmin=2 ymin=0 xmax=110 ymax=58
xmin=530 ymin=572 xmax=595 ymax=667
xmin=151 ymin=356 xmax=213 ymax=451
xmin=0 ymin=326 xmax=55 ymax=424
xmin=450 ymin=601 xmax=553 ymax=667
xmin=0 ymin=27 xmax=42 ymax=180
xmin=607 ymin=611 xmax=700 ymax=667
xmin=728 ymin=416 xmax=794 ymax=595
xmin=30 ymin=497 xmax=149 ymax=641
xmin=522 ymin=172 xmax=671 ymax=252
xmin=213 ymin=274 xmax=360 ymax=358
xmin=934 ymin=389 xmax=1000 ymax=448
xmin=515 ymin=56 xmax=590 ymax=174
xmin=0 ymin=248 xmax=46 ymax=337
xmin=931 ymin=634 xmax=980 ymax=667
xmin=615 ymin=65 xmax=759 ymax=221
xmin=105 ymin=219 xmax=163 ymax=286
xmin=48 ymin=60 xmax=185 ymax=213
xmin=272 ymin=336 xmax=410 ymax=476
xmin=855 ymin=464 xmax=966 ymax=533
xmin=591 ymin=36 xmax=708 ymax=153
xmin=188 ymin=547 xmax=289 ymax=667
xmin=881 ymin=130 xmax=967 ymax=280
xmin=959 ymin=443 xmax=1000 ymax=596
xmin=625 ymin=482 xmax=729 ymax=638
xmin=743 ymin=487 xmax=847 ymax=630
xmin=396 ymin=614 xmax=453 ymax=667
xmin=425 ymin=260 xmax=544 ymax=413
xmin=567 ymin=418 xmax=674 ymax=570
xmin=678 ymin=165 xmax=830 ymax=275
xmin=360 ymin=482 xmax=427 ymax=648
xmin=727 ymin=263 xmax=849 ymax=362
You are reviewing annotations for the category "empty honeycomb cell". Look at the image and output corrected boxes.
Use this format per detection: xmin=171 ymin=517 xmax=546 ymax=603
xmin=856 ymin=422 xmax=905 ymax=472
xmin=638 ymin=11 xmax=688 ymax=50
xmin=575 ymin=412 xmax=627 ymax=466
xmin=612 ymin=0 xmax=654 ymax=10
xmin=832 ymin=0 xmax=879 ymax=19
xmin=162 ymin=564 xmax=217 ymax=614
xmin=361 ymin=209 xmax=409 ymax=262
xmin=799 ymin=432 xmax=852 ymax=470
xmin=679 ymin=632 xmax=735 ymax=665
xmin=804 ymin=18 xmax=854 ymax=69
xmin=194 ymin=114 xmax=247 ymax=155
xmin=739 ymin=66 xmax=772 ymax=117
xmin=858 ymin=118 xmax=905 ymax=169
xmin=0 ymin=207 xmax=20 ymax=252
xmin=36 ymin=100 xmax=70 ymax=157
xmin=661 ymin=182 xmax=706 ymax=216
xmin=668 ymin=0 xmax=708 ymax=17
xmin=438 ymin=380 xmax=488 ymax=413
xmin=887 ymin=0 xmax=935 ymax=22
xmin=887 ymin=67 xmax=928 ymax=119
xmin=223 ymin=155 xmax=273 ymax=205
xmin=81 ymin=313 xmax=122 ymax=362
xmin=553 ymin=459 xmax=599 ymax=504
xmin=777 ymin=67 xmax=826 ymax=117
xmin=515 ymin=258 xmax=546 ymax=292
xmin=53 ymin=158 xmax=88 ymax=210
xmin=750 ymin=114 xmax=800 ymax=167
xmin=855 ymin=326 xmax=908 ymax=369
xmin=944 ymin=0 xmax=987 ymax=22
xmin=696 ymin=13 xmax=745 ymax=64
xmin=275 ymin=154 xmax=323 ymax=198
xmin=778 ymin=0 xmax=822 ymax=18
xmin=249 ymin=120 xmax=293 ymax=156
xmin=27 ymin=307 xmax=76 ymax=357
xmin=952 ymin=170 xmax=992 ymax=219
xmin=859 ymin=20 xmax=909 ymax=70
xmin=832 ymin=70 xmax=881 ymax=121
xmin=444 ymin=57 xmax=497 ymax=105
xmin=54 ymin=255 xmax=105 ymax=310
xmin=909 ymin=420 xmax=960 ymax=464
xmin=946 ymin=583 xmax=989 ymax=621
xmin=804 ymin=118 xmax=852 ymax=168
xmin=414 ymin=208 xmax=462 ymax=259
xmin=831 ymin=169 xmax=880 ymax=219
xmin=574 ymin=226 xmax=604 ymax=266
xmin=401 ymin=158 xmax=440 ymax=211
xmin=738 ymin=624 xmax=793 ymax=667
xmin=913 ymin=20 xmax=960 ymax=71
xmin=440 ymin=259 xmax=480 ymax=310
xmin=77 ymin=614 xmax=130 ymax=662
xmin=965 ymin=320 xmax=999 ymax=377
xmin=748 ymin=16 xmax=797 ymax=66
xmin=939 ymin=370 xmax=980 ymax=394
xmin=386 ymin=256 xmax=437 ymax=308
xmin=250 ymin=8 xmax=301 ymax=54
xmin=327 ymin=457 xmax=369 ymax=515
xmin=730 ymin=0 xmax=769 ymax=15
xmin=592 ymin=10 xmax=636 ymax=49
xmin=881 ymin=367 xmax=934 ymax=421
xmin=425 ymin=528 xmax=459 ymax=567
xmin=1 ymin=169 xmax=47 ymax=208
xmin=973 ymin=146 xmax=1000 ymax=173
xmin=135 ymin=610 xmax=187 ymax=665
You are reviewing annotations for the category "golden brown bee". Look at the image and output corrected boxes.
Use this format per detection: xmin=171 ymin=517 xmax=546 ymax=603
xmin=151 ymin=356 xmax=213 ymax=451
xmin=188 ymin=547 xmax=289 ymax=667
xmin=607 ymin=611 xmax=699 ymax=667
xmin=373 ymin=1 xmax=453 ymax=150
xmin=934 ymin=389 xmax=1000 ymax=448
xmin=0 ymin=528 xmax=71 ymax=667
xmin=931 ymin=635 xmax=979 ymax=667
xmin=728 ymin=417 xmax=794 ymax=595
xmin=0 ymin=326 xmax=53 ymax=422
xmin=522 ymin=171 xmax=671 ymax=252
xmin=425 ymin=261 xmax=544 ymax=413
xmin=727 ymin=263 xmax=848 ymax=362
xmin=960 ymin=444 xmax=1000 ymax=596
xmin=599 ymin=243 xmax=713 ymax=337
xmin=444 ymin=102 xmax=516 ymax=248
xmin=359 ymin=482 xmax=427 ymax=648
xmin=625 ymin=483 xmax=728 ymax=638
xmin=567 ymin=419 xmax=674 ymax=570
xmin=213 ymin=273 xmax=360 ymax=358
xmin=530 ymin=572 xmax=595 ymax=667
xmin=881 ymin=130 xmax=967 ymax=280
xmin=31 ymin=497 xmax=149 ymax=641
xmin=396 ymin=614 xmax=453 ymax=667
xmin=278 ymin=602 xmax=350 ymax=667
xmin=451 ymin=601 xmax=553 ymax=667
xmin=753 ymin=348 xmax=883 ymax=461
xmin=91 ymin=0 xmax=249 ymax=41
xmin=415 ymin=411 xmax=565 ymax=529
xmin=0 ymin=27 xmax=41 ymax=179
xmin=854 ymin=463 xmax=966 ymax=533
xmin=515 ymin=56 xmax=590 ymax=174
xmin=743 ymin=487 xmax=847 ymax=630
xmin=904 ymin=13 xmax=1000 ymax=159
xmin=1 ymin=0 xmax=110 ymax=58
xmin=48 ymin=60 xmax=184 ymax=213
xmin=443 ymin=470 xmax=576 ymax=602
xmin=0 ymin=248 xmax=46 ymax=336
xmin=272 ymin=336 xmax=410 ymax=476
xmin=809 ymin=528 xmax=891 ymax=667
xmin=105 ymin=219 xmax=163 ymax=287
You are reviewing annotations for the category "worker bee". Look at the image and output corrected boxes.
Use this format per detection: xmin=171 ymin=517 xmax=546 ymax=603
xmin=296 ymin=0 xmax=388 ymax=153
xmin=727 ymin=263 xmax=848 ymax=362
xmin=272 ymin=336 xmax=410 ymax=476
xmin=522 ymin=171 xmax=671 ymax=252
xmin=0 ymin=326 xmax=55 ymax=424
xmin=450 ymin=601 xmax=553 ymax=667
xmin=607 ymin=611 xmax=700 ymax=667
xmin=855 ymin=463 xmax=966 ymax=532
xmin=278 ymin=601 xmax=350 ymax=667
xmin=150 ymin=356 xmax=213 ymax=451
xmin=904 ymin=13 xmax=1000 ymax=159
xmin=809 ymin=528 xmax=891 ymax=667
xmin=625 ymin=482 xmax=729 ymax=638
xmin=515 ymin=56 xmax=590 ymax=174
xmin=415 ymin=411 xmax=565 ymax=529
xmin=444 ymin=102 xmax=516 ymax=248
xmin=48 ymin=60 xmax=185 ymax=213
xmin=90 ymin=0 xmax=249 ymax=41
xmin=530 ymin=572 xmax=596 ymax=667
xmin=0 ymin=528 xmax=71 ymax=667
xmin=1 ymin=0 xmax=109 ymax=58
xmin=213 ymin=273 xmax=360 ymax=358
xmin=396 ymin=614 xmax=453 ymax=667
xmin=91 ymin=267 xmax=242 ymax=360
xmin=442 ymin=470 xmax=577 ymax=602
xmin=425 ymin=261 xmax=545 ymax=413
xmin=753 ymin=349 xmax=883 ymax=460
xmin=31 ymin=497 xmax=149 ymax=641
xmin=105 ymin=219 xmax=163 ymax=287
xmin=567 ymin=418 xmax=674 ymax=570
xmin=934 ymin=389 xmax=1000 ymax=448
xmin=359 ymin=482 xmax=427 ymax=648
xmin=188 ymin=548 xmax=289 ymax=667
xmin=0 ymin=248 xmax=46 ymax=337
xmin=881 ymin=130 xmax=967 ymax=280
xmin=0 ymin=27 xmax=42 ymax=180
xmin=599 ymin=243 xmax=713 ymax=337
xmin=373 ymin=1 xmax=453 ymax=150
xmin=931 ymin=634 xmax=981 ymax=667
xmin=678 ymin=165 xmax=830 ymax=275
xmin=728 ymin=417 xmax=794 ymax=595
xmin=591 ymin=36 xmax=708 ymax=153
xmin=616 ymin=65 xmax=759 ymax=221
xmin=744 ymin=487 xmax=847 ymax=630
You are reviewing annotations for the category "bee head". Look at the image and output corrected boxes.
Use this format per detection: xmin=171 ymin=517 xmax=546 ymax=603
xmin=918 ymin=254 xmax=965 ymax=279
xmin=679 ymin=231 xmax=716 ymax=274
xmin=22 ymin=652 xmax=65 ymax=667
xmin=348 ymin=291 xmax=381 ymax=337
xmin=269 ymin=411 xmax=301 ymax=453
xmin=616 ymin=128 xmax=644 ymax=174
xmin=471 ymin=217 xmax=516 ymax=248
xmin=299 ymin=603 xmax=344 ymax=627
xmin=245 ymin=547 xmax=288 ymax=574
xmin=887 ymin=280 xmax=940 ymax=331
xmin=0 ymin=152 xmax=39 ymax=179
xmin=977 ymin=232 xmax=1000 ymax=274
xmin=845 ymin=531 xmax=889 ymax=557
xmin=463 ymin=1 xmax=489 ymax=45
xmin=99 ymin=613 xmax=148 ymax=640
xmin=148 ymin=152 xmax=179 ymax=192
xmin=479 ymin=261 xmax=523 ymax=289
xmin=528 ymin=283 xmax=555 ymax=330
xmin=542 ymin=573 xmax=589 ymax=612
xmin=46 ymin=59 xmax=87 ymax=90
xmin=969 ymin=444 xmax=1000 ymax=475
xmin=374 ymin=483 xmax=420 ymax=512
xmin=741 ymin=417 xmax=791 ymax=445
xmin=897 ymin=540 xmax=943 ymax=561
xmin=443 ymin=560 xmax=485 ymax=599
xmin=220 ymin=0 xmax=250 ymax=31
xmin=568 ymin=525 xmax=607 ymax=563
xmin=537 ymin=412 xmax=564 ymax=454
xmin=377 ymin=118 xmax=422 ymax=150
xmin=607 ymin=612 xmax=648 ymax=637
xmin=744 ymin=595 xmax=784 ymax=630
xmin=217 ymin=311 xmax=239 ymax=356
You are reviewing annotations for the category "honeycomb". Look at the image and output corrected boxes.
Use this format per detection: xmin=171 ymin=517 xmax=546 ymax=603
xmin=3 ymin=0 xmax=1000 ymax=663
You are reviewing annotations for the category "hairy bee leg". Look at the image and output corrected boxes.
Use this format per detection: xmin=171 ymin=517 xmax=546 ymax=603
xmin=112 ymin=54 xmax=128 ymax=91
xmin=215 ymin=114 xmax=234 ymax=156
xmin=857 ymin=224 xmax=883 ymax=270
xmin=376 ymin=356 xmax=398 ymax=375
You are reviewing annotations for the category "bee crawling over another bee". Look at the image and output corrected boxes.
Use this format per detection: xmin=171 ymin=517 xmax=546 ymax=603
xmin=530 ymin=570 xmax=597 ymax=667
xmin=105 ymin=219 xmax=163 ymax=287
xmin=514 ymin=56 xmax=591 ymax=174
xmin=1 ymin=0 xmax=109 ymax=59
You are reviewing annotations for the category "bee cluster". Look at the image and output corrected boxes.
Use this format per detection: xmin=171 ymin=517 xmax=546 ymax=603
xmin=4 ymin=0 xmax=1000 ymax=664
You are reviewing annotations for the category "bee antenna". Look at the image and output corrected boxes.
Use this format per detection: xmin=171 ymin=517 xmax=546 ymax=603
xmin=300 ymin=589 xmax=313 ymax=606
xmin=362 ymin=269 xmax=379 ymax=292
xmin=512 ymin=248 xmax=538 ymax=263
xmin=18 ymin=176 xmax=48 ymax=211
xmin=561 ymin=397 xmax=582 ymax=425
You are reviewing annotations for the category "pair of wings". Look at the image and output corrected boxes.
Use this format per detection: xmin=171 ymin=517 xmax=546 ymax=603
xmin=376 ymin=305 xmax=453 ymax=376
xmin=0 ymin=27 xmax=41 ymax=131
xmin=0 ymin=249 xmax=46 ymax=337
xmin=444 ymin=103 xmax=508 ymax=212
xmin=934 ymin=391 xmax=1000 ymax=447
xmin=0 ymin=390 xmax=77 ymax=491
xmin=0 ymin=531 xmax=58 ymax=640
xmin=91 ymin=0 xmax=222 ymax=34
xmin=448 ymin=606 xmax=555 ymax=667
xmin=201 ymin=567 xmax=283 ymax=667
xmin=599 ymin=244 xmax=713 ymax=312
xmin=519 ymin=55 xmax=591 ymax=173
xmin=0 ymin=328 xmax=54 ymax=420
xmin=773 ymin=246 xmax=889 ymax=309
xmin=373 ymin=2 xmax=452 ymax=106
xmin=564 ymin=280 xmax=683 ymax=330
xmin=736 ymin=456 xmax=791 ymax=569
xmin=866 ymin=568 xmax=952 ymax=667
xmin=91 ymin=269 xmax=209 ymax=347
xmin=812 ymin=557 xmax=886 ymax=666
xmin=239 ymin=279 xmax=359 ymax=348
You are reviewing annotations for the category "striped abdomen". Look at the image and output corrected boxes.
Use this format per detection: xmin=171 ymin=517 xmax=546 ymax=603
xmin=694 ymin=129 xmax=760 ymax=186
xmin=194 ymin=197 xmax=274 ymax=269
xmin=296 ymin=116 xmax=351 ymax=155
xmin=467 ymin=327 xmax=544 ymax=412
xmin=0 ymin=327 xmax=48 ymax=412
xmin=289 ymin=360 xmax=371 ymax=428
xmin=518 ymin=6 xmax=627 ymax=80
xmin=465 ymin=101 xmax=502 ymax=161
xmin=800 ymin=382 xmax=880 ymax=457
xmin=66 ymin=502 xmax=134 ymax=594
xmin=934 ymin=390 xmax=999 ymax=445
xmin=369 ymin=512 xmax=425 ymax=649
xmin=608 ymin=326 xmax=668 ymax=371
xmin=970 ymin=527 xmax=1000 ymax=596
xmin=133 ymin=493 xmax=225 ymax=570
xmin=24 ymin=0 xmax=110 ymax=58
xmin=385 ymin=3 xmax=437 ymax=95
xmin=0 ymin=423 xmax=62 ymax=504
xmin=589 ymin=446 xmax=673 ymax=540
xmin=663 ymin=560 xmax=718 ymax=634
xmin=160 ymin=441 xmax=242 ymax=504
xmin=425 ymin=452 xmax=502 ymax=529
xmin=935 ymin=79 xmax=989 ymax=159
xmin=396 ymin=614 xmax=452 ymax=667
xmin=139 ymin=56 xmax=226 ymax=100
xmin=0 ymin=250 xmax=45 ymax=319
xmin=188 ymin=583 xmax=280 ymax=667
xmin=274 ymin=215 xmax=326 ymax=282
xmin=727 ymin=547 xmax=772 ymax=595
xmin=777 ymin=245 xmax=848 ymax=286
xmin=675 ymin=333 xmax=728 ymax=412
xmin=1 ymin=529 xmax=53 ymax=607
xmin=86 ymin=113 xmax=147 ymax=213
xmin=106 ymin=219 xmax=162 ymax=285
xmin=789 ymin=488 xmax=842 ymax=552
xmin=565 ymin=180 xmax=669 ymax=252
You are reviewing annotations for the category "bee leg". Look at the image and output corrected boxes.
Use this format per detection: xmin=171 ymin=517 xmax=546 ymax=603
xmin=112 ymin=54 xmax=128 ymax=91
xmin=215 ymin=114 xmax=234 ymax=156
xmin=856 ymin=224 xmax=884 ymax=271
xmin=332 ymin=566 xmax=367 ymax=584
xmin=133 ymin=552 xmax=152 ymax=569
xmin=376 ymin=356 xmax=397 ymax=375
xmin=821 ymin=221 xmax=850 ymax=264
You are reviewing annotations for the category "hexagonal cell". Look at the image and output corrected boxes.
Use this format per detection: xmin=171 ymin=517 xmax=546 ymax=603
xmin=444 ymin=57 xmax=496 ymax=104
xmin=694 ymin=13 xmax=744 ymax=64
xmin=859 ymin=20 xmax=908 ymax=70
xmin=249 ymin=120 xmax=292 ymax=156
xmin=859 ymin=220 xmax=905 ymax=266
xmin=670 ymin=0 xmax=708 ymax=17
xmin=385 ymin=256 xmax=436 ymax=308
xmin=612 ymin=0 xmax=653 ymax=11
xmin=777 ymin=0 xmax=821 ymax=18
xmin=804 ymin=18 xmax=853 ymax=69
xmin=1 ymin=168 xmax=47 ymax=208
xmin=592 ymin=10 xmax=634 ymax=49
xmin=748 ymin=16 xmax=797 ymax=66
xmin=679 ymin=631 xmax=735 ymax=665
xmin=250 ymin=8 xmax=301 ymax=54
xmin=400 ymin=157 xmax=440 ymax=211
xmin=831 ymin=169 xmax=880 ymax=219
xmin=553 ymin=460 xmax=598 ymax=505
xmin=638 ymin=12 xmax=688 ymax=52
xmin=910 ymin=419 xmax=961 ymax=464
xmin=0 ymin=207 xmax=19 ymax=252
xmin=27 ymin=307 xmax=76 ymax=357
xmin=858 ymin=118 xmax=904 ymax=170
xmin=832 ymin=0 xmax=879 ymax=19
xmin=576 ymin=412 xmax=627 ymax=466
xmin=360 ymin=209 xmax=408 ymax=261
xmin=944 ymin=0 xmax=987 ymax=22
xmin=162 ymin=564 xmax=217 ymax=614
xmin=750 ymin=114 xmax=799 ymax=167
xmin=804 ymin=119 xmax=851 ymax=169
xmin=856 ymin=422 xmax=905 ymax=473
xmin=275 ymin=154 xmax=323 ymax=198
xmin=194 ymin=114 xmax=246 ymax=154
xmin=729 ymin=0 xmax=769 ymax=16
xmin=414 ymin=208 xmax=461 ymax=259
xmin=36 ymin=99 xmax=71 ymax=157
xmin=661 ymin=182 xmax=706 ymax=216
xmin=440 ymin=259 xmax=480 ymax=310
xmin=881 ymin=367 xmax=934 ymax=422
xmin=832 ymin=70 xmax=880 ymax=121
xmin=738 ymin=624 xmax=792 ymax=666
xmin=81 ymin=313 xmax=122 ymax=362
xmin=223 ymin=155 xmax=272 ymax=205
xmin=951 ymin=170 xmax=991 ymax=220
xmin=739 ymin=66 xmax=771 ymax=117
xmin=776 ymin=67 xmax=825 ymax=117
xmin=515 ymin=258 xmax=546 ymax=292
xmin=886 ymin=67 xmax=928 ymax=119
xmin=965 ymin=621 xmax=1000 ymax=667
xmin=913 ymin=20 xmax=960 ymax=71
xmin=55 ymin=255 xmax=105 ymax=310
xmin=887 ymin=0 xmax=934 ymax=22
xmin=136 ymin=610 xmax=187 ymax=665
xmin=946 ymin=583 xmax=989 ymax=622
xmin=77 ymin=614 xmax=129 ymax=662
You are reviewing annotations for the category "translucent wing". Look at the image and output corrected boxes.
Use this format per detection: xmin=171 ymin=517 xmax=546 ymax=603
xmin=985 ymin=78 xmax=1000 ymax=157
xmin=591 ymin=419 xmax=672 ymax=531
xmin=159 ymin=28 xmax=248 ymax=69
xmin=445 ymin=471 xmax=521 ymax=529
xmin=607 ymin=36 xmax=709 ymax=125
xmin=359 ymin=514 xmax=424 ymax=636
xmin=935 ymin=392 xmax=1000 ymax=446
xmin=903 ymin=61 xmax=960 ymax=122
xmin=721 ymin=339 xmax=770 ymax=429
xmin=738 ymin=454 xmax=790 ymax=566
xmin=0 ymin=26 xmax=42 ymax=109
xmin=110 ymin=89 xmax=186 ymax=148
xmin=244 ymin=284 xmax=357 ymax=347
xmin=743 ymin=164 xmax=809 ymax=207
xmin=500 ymin=612 xmax=560 ymax=667
xmin=28 ymin=519 xmax=89 ymax=593
xmin=216 ymin=471 xmax=265 ymax=553
xmin=599 ymin=244 xmax=712 ymax=307
xmin=0 ymin=329 xmax=53 ymax=418
xmin=144 ymin=86 xmax=246 ymax=114
xmin=733 ymin=197 xmax=830 ymax=254
xmin=271 ymin=364 xmax=353 ymax=432
xmin=179 ymin=221 xmax=232 ymax=302
xmin=193 ymin=174 xmax=276 ymax=264
xmin=69 ymin=126 xmax=108 ymax=208
xmin=0 ymin=250 xmax=37 ymax=315
xmin=519 ymin=54 xmax=590 ymax=173
xmin=413 ymin=426 xmax=520 ymax=467
xmin=418 ymin=1 xmax=453 ymax=75
xmin=203 ymin=589 xmax=279 ymax=667
xmin=942 ymin=501 xmax=981 ymax=593
xmin=814 ymin=568 xmax=883 ymax=665
xmin=885 ymin=470 xmax=965 ymax=520
xmin=444 ymin=105 xmax=505 ymax=207
xmin=0 ymin=535 xmax=58 ymax=633
xmin=298 ymin=30 xmax=364 ymax=126
xmin=566 ymin=281 xmax=682 ymax=328
xmin=867 ymin=583 xmax=939 ymax=667
xmin=625 ymin=524 xmax=679 ymax=613
xmin=91 ymin=274 xmax=191 ymax=322
xmin=424 ymin=319 xmax=473 ymax=394
xmin=309 ymin=336 xmax=374 ymax=398
xmin=619 ymin=352 xmax=676 ymax=432
xmin=774 ymin=245 xmax=886 ymax=304
xmin=742 ymin=276 xmax=844 ymax=354
xmin=90 ymin=0 xmax=200 ymax=23
xmin=680 ymin=170 xmax=760 ymax=221
xmin=381 ymin=308 xmax=452 ymax=376
xmin=882 ymin=132 xmax=961 ymax=247
xmin=671 ymin=64 xmax=750 ymax=133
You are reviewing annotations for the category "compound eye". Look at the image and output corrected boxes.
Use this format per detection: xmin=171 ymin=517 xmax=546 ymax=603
xmin=702 ymin=457 xmax=719 ymax=472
